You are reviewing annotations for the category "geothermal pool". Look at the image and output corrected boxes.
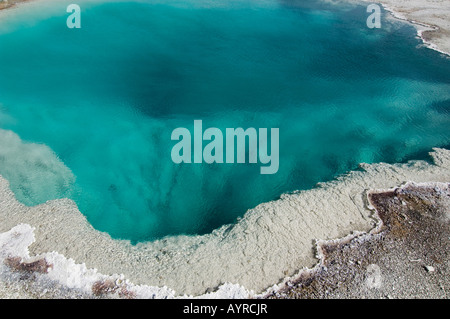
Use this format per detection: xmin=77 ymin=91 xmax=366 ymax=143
xmin=0 ymin=0 xmax=449 ymax=242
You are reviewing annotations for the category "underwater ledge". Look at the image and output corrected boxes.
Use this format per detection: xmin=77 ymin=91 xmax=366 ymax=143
xmin=0 ymin=147 xmax=449 ymax=298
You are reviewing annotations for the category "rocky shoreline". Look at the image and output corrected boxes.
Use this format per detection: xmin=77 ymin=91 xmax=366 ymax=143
xmin=268 ymin=182 xmax=450 ymax=299
xmin=350 ymin=0 xmax=450 ymax=56
xmin=0 ymin=0 xmax=29 ymax=11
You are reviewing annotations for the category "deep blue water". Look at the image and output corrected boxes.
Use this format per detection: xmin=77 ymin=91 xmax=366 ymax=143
xmin=0 ymin=0 xmax=449 ymax=242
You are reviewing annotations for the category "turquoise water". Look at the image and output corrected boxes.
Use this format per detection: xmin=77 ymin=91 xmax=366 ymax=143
xmin=0 ymin=0 xmax=449 ymax=242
